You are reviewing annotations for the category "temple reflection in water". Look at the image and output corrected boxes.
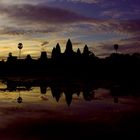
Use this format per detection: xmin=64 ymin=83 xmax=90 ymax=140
xmin=0 ymin=79 xmax=95 ymax=106
xmin=0 ymin=78 xmax=139 ymax=105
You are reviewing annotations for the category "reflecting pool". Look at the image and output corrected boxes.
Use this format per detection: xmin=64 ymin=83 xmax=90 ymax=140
xmin=0 ymin=78 xmax=139 ymax=139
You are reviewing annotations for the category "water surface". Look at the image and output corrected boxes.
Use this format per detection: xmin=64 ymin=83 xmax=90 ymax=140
xmin=0 ymin=79 xmax=139 ymax=139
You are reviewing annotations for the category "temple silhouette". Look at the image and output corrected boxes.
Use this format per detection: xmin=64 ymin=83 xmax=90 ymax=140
xmin=0 ymin=39 xmax=139 ymax=140
xmin=0 ymin=38 xmax=140 ymax=80
xmin=0 ymin=38 xmax=140 ymax=102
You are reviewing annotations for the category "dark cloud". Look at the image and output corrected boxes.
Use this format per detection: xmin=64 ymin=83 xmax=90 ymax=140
xmin=0 ymin=26 xmax=60 ymax=36
xmin=0 ymin=4 xmax=90 ymax=24
xmin=97 ymin=43 xmax=114 ymax=52
xmin=101 ymin=42 xmax=140 ymax=55
xmin=120 ymin=36 xmax=140 ymax=42
xmin=119 ymin=36 xmax=140 ymax=53
xmin=120 ymin=43 xmax=140 ymax=53
xmin=97 ymin=35 xmax=140 ymax=56
xmin=98 ymin=20 xmax=140 ymax=35
xmin=116 ymin=20 xmax=140 ymax=34
xmin=58 ymin=39 xmax=84 ymax=46
xmin=0 ymin=27 xmax=27 ymax=35
xmin=41 ymin=41 xmax=49 ymax=46
xmin=73 ymin=42 xmax=84 ymax=46
xmin=0 ymin=3 xmax=139 ymax=36
xmin=96 ymin=52 xmax=112 ymax=58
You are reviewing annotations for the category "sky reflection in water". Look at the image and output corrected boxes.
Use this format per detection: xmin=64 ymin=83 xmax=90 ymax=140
xmin=0 ymin=81 xmax=139 ymax=139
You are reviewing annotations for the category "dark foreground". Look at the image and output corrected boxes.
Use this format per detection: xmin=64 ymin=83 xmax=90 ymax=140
xmin=0 ymin=97 xmax=139 ymax=140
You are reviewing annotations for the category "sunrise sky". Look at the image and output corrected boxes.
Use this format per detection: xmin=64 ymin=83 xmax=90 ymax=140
xmin=0 ymin=0 xmax=139 ymax=59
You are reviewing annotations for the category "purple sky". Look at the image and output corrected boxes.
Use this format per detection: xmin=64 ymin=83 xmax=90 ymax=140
xmin=0 ymin=0 xmax=139 ymax=59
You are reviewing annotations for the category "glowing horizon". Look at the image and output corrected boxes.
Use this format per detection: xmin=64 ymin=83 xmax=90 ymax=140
xmin=0 ymin=0 xmax=139 ymax=60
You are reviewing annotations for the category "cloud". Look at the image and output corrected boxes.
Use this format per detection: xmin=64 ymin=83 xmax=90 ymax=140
xmin=0 ymin=0 xmax=42 ymax=5
xmin=95 ymin=35 xmax=140 ymax=57
xmin=100 ymin=9 xmax=140 ymax=19
xmin=65 ymin=0 xmax=100 ymax=4
xmin=114 ymin=20 xmax=140 ymax=35
xmin=41 ymin=41 xmax=49 ymax=46
xmin=97 ymin=20 xmax=140 ymax=35
xmin=0 ymin=3 xmax=139 ymax=36
xmin=119 ymin=36 xmax=140 ymax=53
xmin=101 ymin=10 xmax=123 ymax=19
xmin=120 ymin=36 xmax=140 ymax=42
xmin=0 ymin=4 xmax=90 ymax=24
xmin=0 ymin=1 xmax=139 ymax=59
xmin=0 ymin=0 xmax=104 ymax=5
xmin=0 ymin=27 xmax=27 ymax=36
xmin=0 ymin=26 xmax=60 ymax=36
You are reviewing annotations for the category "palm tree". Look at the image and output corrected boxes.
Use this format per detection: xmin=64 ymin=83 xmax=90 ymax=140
xmin=114 ymin=44 xmax=118 ymax=53
xmin=18 ymin=43 xmax=23 ymax=59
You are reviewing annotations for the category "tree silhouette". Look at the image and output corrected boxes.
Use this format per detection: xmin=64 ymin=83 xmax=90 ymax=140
xmin=7 ymin=52 xmax=17 ymax=62
xmin=7 ymin=52 xmax=12 ymax=61
xmin=25 ymin=54 xmax=32 ymax=61
xmin=18 ymin=43 xmax=23 ymax=59
xmin=114 ymin=44 xmax=118 ymax=53
xmin=9 ymin=52 xmax=12 ymax=57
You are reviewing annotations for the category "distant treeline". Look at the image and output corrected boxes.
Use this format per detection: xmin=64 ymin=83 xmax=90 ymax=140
xmin=0 ymin=39 xmax=140 ymax=80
